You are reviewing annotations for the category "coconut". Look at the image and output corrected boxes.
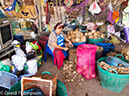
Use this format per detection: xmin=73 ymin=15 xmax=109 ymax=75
xmin=71 ymin=34 xmax=76 ymax=38
xmin=94 ymin=36 xmax=98 ymax=39
xmin=89 ymin=35 xmax=93 ymax=39
xmin=68 ymin=36 xmax=71 ymax=39
xmin=75 ymin=37 xmax=80 ymax=42
xmin=93 ymin=32 xmax=98 ymax=36
xmin=81 ymin=36 xmax=86 ymax=42
xmin=85 ymin=33 xmax=88 ymax=36
xmin=71 ymin=38 xmax=75 ymax=42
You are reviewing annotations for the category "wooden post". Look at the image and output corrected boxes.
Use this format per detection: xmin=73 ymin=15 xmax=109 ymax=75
xmin=38 ymin=0 xmax=42 ymax=33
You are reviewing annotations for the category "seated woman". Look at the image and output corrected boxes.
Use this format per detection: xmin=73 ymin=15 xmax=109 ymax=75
xmin=48 ymin=22 xmax=73 ymax=69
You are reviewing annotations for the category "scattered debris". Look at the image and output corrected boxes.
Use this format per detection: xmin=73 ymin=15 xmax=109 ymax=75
xmin=62 ymin=60 xmax=85 ymax=86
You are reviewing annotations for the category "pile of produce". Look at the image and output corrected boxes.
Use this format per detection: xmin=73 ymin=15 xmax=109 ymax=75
xmin=67 ymin=29 xmax=86 ymax=43
xmin=62 ymin=60 xmax=84 ymax=85
xmin=85 ymin=30 xmax=105 ymax=39
xmin=123 ymin=47 xmax=129 ymax=61
xmin=99 ymin=61 xmax=129 ymax=74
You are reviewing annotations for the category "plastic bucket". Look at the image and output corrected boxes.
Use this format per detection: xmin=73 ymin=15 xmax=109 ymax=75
xmin=97 ymin=57 xmax=129 ymax=93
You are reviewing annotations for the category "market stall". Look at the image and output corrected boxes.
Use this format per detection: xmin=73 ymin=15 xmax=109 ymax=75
xmin=0 ymin=0 xmax=129 ymax=95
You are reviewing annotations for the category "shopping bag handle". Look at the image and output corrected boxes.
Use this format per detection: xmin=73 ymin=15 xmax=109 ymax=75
xmin=42 ymin=71 xmax=52 ymax=75
xmin=106 ymin=69 xmax=118 ymax=74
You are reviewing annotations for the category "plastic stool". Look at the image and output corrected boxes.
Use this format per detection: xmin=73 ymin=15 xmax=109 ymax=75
xmin=44 ymin=42 xmax=55 ymax=65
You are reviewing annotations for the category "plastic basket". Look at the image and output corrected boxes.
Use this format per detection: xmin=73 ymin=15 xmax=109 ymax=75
xmin=7 ymin=72 xmax=67 ymax=96
xmin=94 ymin=43 xmax=115 ymax=56
xmin=97 ymin=57 xmax=129 ymax=93
xmin=7 ymin=81 xmax=21 ymax=96
xmin=115 ymin=54 xmax=129 ymax=63
xmin=87 ymin=37 xmax=104 ymax=44
xmin=73 ymin=41 xmax=86 ymax=47
xmin=0 ymin=71 xmax=18 ymax=89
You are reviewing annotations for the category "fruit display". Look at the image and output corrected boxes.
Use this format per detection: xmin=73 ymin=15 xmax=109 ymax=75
xmin=99 ymin=61 xmax=129 ymax=74
xmin=85 ymin=30 xmax=105 ymax=39
xmin=67 ymin=29 xmax=86 ymax=43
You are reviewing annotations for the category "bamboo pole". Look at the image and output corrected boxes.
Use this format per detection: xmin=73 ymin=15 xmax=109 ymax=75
xmin=38 ymin=0 xmax=42 ymax=33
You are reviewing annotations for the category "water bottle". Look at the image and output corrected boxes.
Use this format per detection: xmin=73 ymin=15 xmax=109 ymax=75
xmin=11 ymin=65 xmax=18 ymax=74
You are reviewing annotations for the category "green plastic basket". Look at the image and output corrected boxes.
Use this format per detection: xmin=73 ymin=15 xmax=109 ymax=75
xmin=7 ymin=81 xmax=21 ymax=96
xmin=97 ymin=57 xmax=129 ymax=93
xmin=115 ymin=54 xmax=129 ymax=63
xmin=87 ymin=37 xmax=104 ymax=44
xmin=7 ymin=72 xmax=67 ymax=96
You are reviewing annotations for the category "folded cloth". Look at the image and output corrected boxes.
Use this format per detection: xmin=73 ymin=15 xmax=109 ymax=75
xmin=53 ymin=48 xmax=65 ymax=69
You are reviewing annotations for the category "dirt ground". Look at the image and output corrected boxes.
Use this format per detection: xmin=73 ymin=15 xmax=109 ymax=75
xmin=37 ymin=56 xmax=129 ymax=96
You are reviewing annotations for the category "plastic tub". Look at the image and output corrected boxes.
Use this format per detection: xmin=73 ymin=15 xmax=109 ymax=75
xmin=73 ymin=41 xmax=86 ymax=47
xmin=94 ymin=43 xmax=115 ymax=56
xmin=0 ymin=71 xmax=18 ymax=89
xmin=97 ymin=57 xmax=129 ymax=93
xmin=87 ymin=37 xmax=104 ymax=44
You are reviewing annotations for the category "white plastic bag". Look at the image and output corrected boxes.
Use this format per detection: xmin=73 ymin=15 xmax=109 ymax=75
xmin=88 ymin=0 xmax=101 ymax=15
xmin=12 ymin=55 xmax=27 ymax=71
xmin=108 ymin=0 xmax=113 ymax=11
xmin=14 ymin=47 xmax=26 ymax=57
xmin=26 ymin=41 xmax=33 ymax=53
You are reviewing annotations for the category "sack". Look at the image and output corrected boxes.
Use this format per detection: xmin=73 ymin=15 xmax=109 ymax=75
xmin=88 ymin=0 xmax=101 ymax=15
xmin=107 ymin=25 xmax=115 ymax=33
xmin=76 ymin=44 xmax=97 ymax=80
xmin=106 ymin=10 xmax=116 ymax=24
xmin=87 ymin=22 xmax=98 ymax=30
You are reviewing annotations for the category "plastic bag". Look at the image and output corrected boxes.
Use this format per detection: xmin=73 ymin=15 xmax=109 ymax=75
xmin=11 ymin=55 xmax=27 ymax=71
xmin=87 ymin=22 xmax=98 ymax=30
xmin=107 ymin=25 xmax=115 ymax=33
xmin=108 ymin=0 xmax=113 ymax=11
xmin=88 ymin=0 xmax=101 ymax=15
xmin=26 ymin=41 xmax=33 ymax=53
xmin=106 ymin=10 xmax=116 ymax=24
xmin=14 ymin=47 xmax=26 ymax=57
